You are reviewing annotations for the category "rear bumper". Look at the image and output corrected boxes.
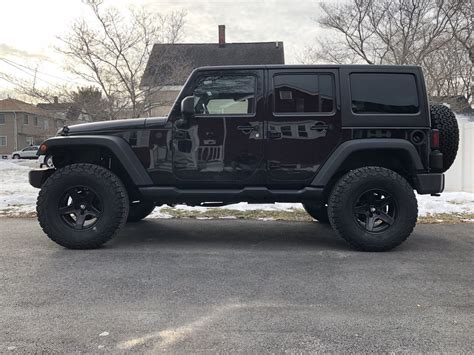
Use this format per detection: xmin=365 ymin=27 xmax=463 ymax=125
xmin=414 ymin=173 xmax=444 ymax=194
xmin=29 ymin=168 xmax=55 ymax=188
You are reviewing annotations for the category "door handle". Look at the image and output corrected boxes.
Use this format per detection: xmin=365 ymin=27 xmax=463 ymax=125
xmin=237 ymin=125 xmax=258 ymax=134
xmin=268 ymin=131 xmax=282 ymax=139
xmin=310 ymin=123 xmax=330 ymax=131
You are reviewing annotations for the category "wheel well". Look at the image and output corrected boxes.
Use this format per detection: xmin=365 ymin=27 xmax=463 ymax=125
xmin=323 ymin=149 xmax=417 ymax=198
xmin=47 ymin=145 xmax=141 ymax=200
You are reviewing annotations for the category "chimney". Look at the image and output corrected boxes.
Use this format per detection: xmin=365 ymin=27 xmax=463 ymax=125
xmin=218 ymin=25 xmax=225 ymax=47
xmin=53 ymin=96 xmax=58 ymax=104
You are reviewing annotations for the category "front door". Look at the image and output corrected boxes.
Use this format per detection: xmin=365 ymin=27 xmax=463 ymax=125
xmin=266 ymin=69 xmax=342 ymax=187
xmin=172 ymin=70 xmax=265 ymax=187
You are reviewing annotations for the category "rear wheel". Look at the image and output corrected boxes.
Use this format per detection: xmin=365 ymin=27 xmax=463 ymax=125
xmin=328 ymin=167 xmax=417 ymax=252
xmin=127 ymin=200 xmax=155 ymax=222
xmin=302 ymin=202 xmax=329 ymax=224
xmin=37 ymin=163 xmax=129 ymax=249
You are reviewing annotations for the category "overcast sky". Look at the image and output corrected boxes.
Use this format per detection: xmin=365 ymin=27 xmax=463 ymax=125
xmin=0 ymin=0 xmax=327 ymax=93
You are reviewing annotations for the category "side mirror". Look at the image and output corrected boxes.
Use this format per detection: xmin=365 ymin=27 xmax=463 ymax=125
xmin=181 ymin=96 xmax=195 ymax=117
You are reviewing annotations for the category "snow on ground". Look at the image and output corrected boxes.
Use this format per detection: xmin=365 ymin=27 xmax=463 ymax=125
xmin=1 ymin=158 xmax=474 ymax=219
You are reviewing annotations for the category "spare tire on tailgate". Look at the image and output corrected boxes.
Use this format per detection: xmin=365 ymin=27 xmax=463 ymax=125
xmin=429 ymin=104 xmax=459 ymax=172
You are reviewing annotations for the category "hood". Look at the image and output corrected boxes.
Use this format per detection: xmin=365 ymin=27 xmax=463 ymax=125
xmin=62 ymin=117 xmax=168 ymax=135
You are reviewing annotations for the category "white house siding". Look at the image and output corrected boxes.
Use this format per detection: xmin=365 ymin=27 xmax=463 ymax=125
xmin=445 ymin=118 xmax=474 ymax=192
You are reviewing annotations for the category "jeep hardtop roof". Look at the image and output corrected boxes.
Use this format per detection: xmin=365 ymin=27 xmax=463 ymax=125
xmin=195 ymin=64 xmax=422 ymax=71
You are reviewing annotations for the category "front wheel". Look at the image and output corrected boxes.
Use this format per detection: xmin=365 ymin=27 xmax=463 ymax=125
xmin=328 ymin=167 xmax=418 ymax=252
xmin=12 ymin=154 xmax=20 ymax=159
xmin=36 ymin=163 xmax=129 ymax=249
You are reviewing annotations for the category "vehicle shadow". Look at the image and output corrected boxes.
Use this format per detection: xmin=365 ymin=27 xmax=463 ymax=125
xmin=108 ymin=218 xmax=352 ymax=251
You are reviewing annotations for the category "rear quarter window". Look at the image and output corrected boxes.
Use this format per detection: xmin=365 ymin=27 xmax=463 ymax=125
xmin=350 ymin=73 xmax=419 ymax=114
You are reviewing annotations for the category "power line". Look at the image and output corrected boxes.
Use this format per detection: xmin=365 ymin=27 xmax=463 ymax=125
xmin=0 ymin=57 xmax=77 ymax=83
xmin=0 ymin=57 xmax=76 ymax=86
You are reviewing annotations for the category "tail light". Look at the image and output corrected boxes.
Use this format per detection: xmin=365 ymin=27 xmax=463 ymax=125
xmin=431 ymin=129 xmax=440 ymax=149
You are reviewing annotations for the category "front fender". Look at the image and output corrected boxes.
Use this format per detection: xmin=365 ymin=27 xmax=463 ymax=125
xmin=39 ymin=135 xmax=153 ymax=186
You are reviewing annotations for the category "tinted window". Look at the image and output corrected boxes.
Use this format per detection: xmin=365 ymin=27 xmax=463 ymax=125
xmin=350 ymin=73 xmax=419 ymax=114
xmin=193 ymin=75 xmax=256 ymax=115
xmin=274 ymin=74 xmax=334 ymax=114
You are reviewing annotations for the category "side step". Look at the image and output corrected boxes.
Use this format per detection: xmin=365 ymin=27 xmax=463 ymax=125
xmin=139 ymin=186 xmax=324 ymax=204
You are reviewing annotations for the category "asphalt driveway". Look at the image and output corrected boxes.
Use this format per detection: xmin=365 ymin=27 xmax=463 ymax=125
xmin=0 ymin=218 xmax=473 ymax=353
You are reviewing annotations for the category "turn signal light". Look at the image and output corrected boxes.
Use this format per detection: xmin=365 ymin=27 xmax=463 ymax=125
xmin=431 ymin=129 xmax=440 ymax=149
xmin=39 ymin=144 xmax=48 ymax=153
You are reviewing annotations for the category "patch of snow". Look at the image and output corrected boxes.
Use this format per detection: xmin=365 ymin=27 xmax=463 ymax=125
xmin=0 ymin=159 xmax=40 ymax=216
xmin=99 ymin=331 xmax=109 ymax=337
xmin=416 ymin=192 xmax=474 ymax=216
xmin=1 ymin=158 xmax=474 ymax=219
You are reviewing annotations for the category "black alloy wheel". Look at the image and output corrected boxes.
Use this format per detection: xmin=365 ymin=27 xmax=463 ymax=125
xmin=59 ymin=186 xmax=103 ymax=230
xmin=353 ymin=189 xmax=397 ymax=233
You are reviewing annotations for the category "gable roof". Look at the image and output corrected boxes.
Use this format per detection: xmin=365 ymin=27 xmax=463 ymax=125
xmin=0 ymin=98 xmax=50 ymax=116
xmin=141 ymin=42 xmax=284 ymax=88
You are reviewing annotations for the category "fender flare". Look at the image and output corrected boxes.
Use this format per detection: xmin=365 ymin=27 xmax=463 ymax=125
xmin=40 ymin=135 xmax=153 ymax=186
xmin=311 ymin=138 xmax=424 ymax=186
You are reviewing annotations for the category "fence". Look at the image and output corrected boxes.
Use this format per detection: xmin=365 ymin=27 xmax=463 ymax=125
xmin=444 ymin=120 xmax=474 ymax=192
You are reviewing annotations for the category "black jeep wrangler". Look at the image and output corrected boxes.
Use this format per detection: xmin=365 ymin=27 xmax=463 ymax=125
xmin=29 ymin=65 xmax=459 ymax=251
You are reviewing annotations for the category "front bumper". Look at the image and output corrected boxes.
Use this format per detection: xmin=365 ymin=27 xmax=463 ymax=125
xmin=29 ymin=168 xmax=55 ymax=188
xmin=414 ymin=173 xmax=444 ymax=195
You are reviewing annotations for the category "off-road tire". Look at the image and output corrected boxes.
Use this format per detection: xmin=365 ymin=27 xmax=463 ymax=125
xmin=127 ymin=200 xmax=155 ymax=222
xmin=429 ymin=104 xmax=459 ymax=171
xmin=37 ymin=163 xmax=129 ymax=249
xmin=328 ymin=167 xmax=418 ymax=252
xmin=302 ymin=202 xmax=329 ymax=224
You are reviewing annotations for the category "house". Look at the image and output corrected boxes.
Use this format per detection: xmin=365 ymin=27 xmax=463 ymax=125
xmin=140 ymin=25 xmax=285 ymax=117
xmin=0 ymin=98 xmax=63 ymax=156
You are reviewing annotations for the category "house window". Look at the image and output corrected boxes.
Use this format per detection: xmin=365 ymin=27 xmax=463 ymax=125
xmin=0 ymin=136 xmax=6 ymax=146
xmin=44 ymin=119 xmax=49 ymax=130
xmin=34 ymin=116 xmax=39 ymax=126
xmin=193 ymin=75 xmax=256 ymax=115
xmin=23 ymin=114 xmax=29 ymax=125
xmin=0 ymin=114 xmax=5 ymax=125
xmin=350 ymin=73 xmax=419 ymax=114
xmin=26 ymin=137 xmax=34 ymax=145
xmin=273 ymin=74 xmax=335 ymax=114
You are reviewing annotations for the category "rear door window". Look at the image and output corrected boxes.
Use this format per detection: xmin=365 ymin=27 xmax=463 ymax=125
xmin=350 ymin=73 xmax=419 ymax=114
xmin=273 ymin=74 xmax=335 ymax=114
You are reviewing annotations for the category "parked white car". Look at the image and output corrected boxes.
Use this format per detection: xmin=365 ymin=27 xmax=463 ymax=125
xmin=11 ymin=146 xmax=40 ymax=159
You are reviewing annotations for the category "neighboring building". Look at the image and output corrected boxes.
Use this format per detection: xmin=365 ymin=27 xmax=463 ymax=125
xmin=140 ymin=25 xmax=285 ymax=116
xmin=37 ymin=96 xmax=92 ymax=125
xmin=0 ymin=98 xmax=62 ymax=155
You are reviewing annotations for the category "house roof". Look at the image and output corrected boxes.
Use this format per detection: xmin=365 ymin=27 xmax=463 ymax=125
xmin=37 ymin=102 xmax=74 ymax=111
xmin=0 ymin=98 xmax=50 ymax=116
xmin=141 ymin=42 xmax=285 ymax=87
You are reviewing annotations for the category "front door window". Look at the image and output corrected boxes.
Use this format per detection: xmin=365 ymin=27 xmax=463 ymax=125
xmin=193 ymin=75 xmax=256 ymax=115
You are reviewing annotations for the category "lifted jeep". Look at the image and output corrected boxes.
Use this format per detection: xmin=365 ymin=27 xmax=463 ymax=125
xmin=29 ymin=65 xmax=459 ymax=251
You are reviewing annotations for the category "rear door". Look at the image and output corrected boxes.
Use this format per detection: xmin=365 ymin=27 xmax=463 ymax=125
xmin=266 ymin=69 xmax=342 ymax=187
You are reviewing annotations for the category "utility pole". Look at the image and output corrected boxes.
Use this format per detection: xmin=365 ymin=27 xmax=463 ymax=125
xmin=13 ymin=111 xmax=18 ymax=151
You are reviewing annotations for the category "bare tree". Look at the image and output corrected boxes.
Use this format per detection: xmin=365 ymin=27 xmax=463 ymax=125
xmin=305 ymin=0 xmax=471 ymax=100
xmin=58 ymin=0 xmax=187 ymax=119
xmin=445 ymin=0 xmax=473 ymax=97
